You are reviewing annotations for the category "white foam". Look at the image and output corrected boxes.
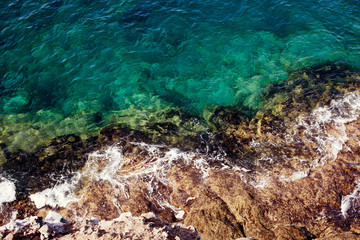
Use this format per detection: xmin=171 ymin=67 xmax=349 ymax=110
xmin=289 ymin=170 xmax=309 ymax=181
xmin=246 ymin=92 xmax=360 ymax=187
xmin=253 ymin=176 xmax=270 ymax=189
xmin=278 ymin=170 xmax=309 ymax=182
xmin=294 ymin=92 xmax=360 ymax=166
xmin=341 ymin=180 xmax=360 ymax=218
xmin=29 ymin=179 xmax=79 ymax=208
xmin=28 ymin=143 xmax=215 ymax=216
xmin=0 ymin=217 xmax=38 ymax=232
xmin=84 ymin=144 xmax=212 ymax=194
xmin=175 ymin=210 xmax=185 ymax=220
xmin=186 ymin=197 xmax=196 ymax=202
xmin=0 ymin=177 xmax=16 ymax=206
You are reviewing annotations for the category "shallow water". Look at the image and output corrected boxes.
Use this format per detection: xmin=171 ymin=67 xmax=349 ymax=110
xmin=1 ymin=0 xmax=360 ymax=151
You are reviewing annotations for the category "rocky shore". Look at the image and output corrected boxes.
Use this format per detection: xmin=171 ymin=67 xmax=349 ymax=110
xmin=1 ymin=65 xmax=360 ymax=239
xmin=0 ymin=211 xmax=201 ymax=240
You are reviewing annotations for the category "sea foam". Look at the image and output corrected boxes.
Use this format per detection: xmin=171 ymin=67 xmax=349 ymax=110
xmin=295 ymin=92 xmax=360 ymax=166
xmin=29 ymin=178 xmax=79 ymax=209
xmin=247 ymin=92 xmax=360 ymax=188
xmin=28 ymin=143 xmax=213 ymax=213
xmin=0 ymin=177 xmax=16 ymax=207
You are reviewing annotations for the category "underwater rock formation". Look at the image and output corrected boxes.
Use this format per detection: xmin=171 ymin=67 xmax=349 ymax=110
xmin=1 ymin=64 xmax=360 ymax=239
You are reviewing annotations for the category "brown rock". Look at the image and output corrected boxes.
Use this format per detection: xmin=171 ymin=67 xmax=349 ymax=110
xmin=315 ymin=232 xmax=360 ymax=239
xmin=206 ymin=170 xmax=274 ymax=239
xmin=273 ymin=225 xmax=315 ymax=240
xmin=57 ymin=212 xmax=201 ymax=240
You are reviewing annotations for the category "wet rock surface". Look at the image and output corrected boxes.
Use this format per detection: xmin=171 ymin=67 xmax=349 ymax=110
xmin=1 ymin=64 xmax=360 ymax=239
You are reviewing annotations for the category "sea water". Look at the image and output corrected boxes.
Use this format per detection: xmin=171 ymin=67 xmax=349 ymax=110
xmin=1 ymin=0 xmax=360 ymax=151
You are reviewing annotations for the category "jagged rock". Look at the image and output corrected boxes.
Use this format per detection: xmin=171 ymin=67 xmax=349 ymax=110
xmin=43 ymin=211 xmax=69 ymax=234
xmin=273 ymin=225 xmax=315 ymax=240
xmin=0 ymin=211 xmax=71 ymax=240
xmin=0 ymin=211 xmax=200 ymax=240
xmin=58 ymin=212 xmax=201 ymax=240
xmin=0 ymin=198 xmax=38 ymax=226
xmin=315 ymin=232 xmax=360 ymax=239
xmin=0 ymin=216 xmax=42 ymax=239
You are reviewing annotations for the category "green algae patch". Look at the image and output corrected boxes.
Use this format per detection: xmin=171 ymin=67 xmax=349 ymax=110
xmin=105 ymin=106 xmax=209 ymax=149
xmin=0 ymin=111 xmax=99 ymax=152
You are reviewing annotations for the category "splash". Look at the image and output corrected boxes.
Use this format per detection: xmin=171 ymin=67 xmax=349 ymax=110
xmin=246 ymin=91 xmax=360 ymax=188
xmin=83 ymin=143 xmax=211 ymax=199
xmin=29 ymin=177 xmax=80 ymax=209
xmin=294 ymin=91 xmax=360 ymax=166
xmin=0 ymin=177 xmax=16 ymax=207
xmin=28 ymin=142 xmax=216 ymax=213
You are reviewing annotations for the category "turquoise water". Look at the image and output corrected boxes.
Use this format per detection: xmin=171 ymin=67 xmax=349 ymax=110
xmin=1 ymin=0 xmax=360 ymax=151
